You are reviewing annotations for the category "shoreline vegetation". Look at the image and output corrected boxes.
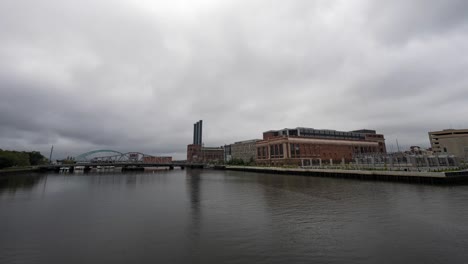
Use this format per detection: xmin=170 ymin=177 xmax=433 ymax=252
xmin=0 ymin=149 xmax=47 ymax=175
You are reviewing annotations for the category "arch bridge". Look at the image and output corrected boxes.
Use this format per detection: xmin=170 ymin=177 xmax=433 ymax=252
xmin=75 ymin=150 xmax=159 ymax=163
xmin=41 ymin=149 xmax=204 ymax=172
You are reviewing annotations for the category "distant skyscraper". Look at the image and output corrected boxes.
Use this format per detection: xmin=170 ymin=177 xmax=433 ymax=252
xmin=187 ymin=120 xmax=223 ymax=163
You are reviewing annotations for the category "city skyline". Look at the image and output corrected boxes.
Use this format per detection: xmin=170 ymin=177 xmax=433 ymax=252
xmin=1 ymin=0 xmax=468 ymax=159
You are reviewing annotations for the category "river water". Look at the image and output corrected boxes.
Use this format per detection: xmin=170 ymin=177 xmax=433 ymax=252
xmin=1 ymin=169 xmax=467 ymax=264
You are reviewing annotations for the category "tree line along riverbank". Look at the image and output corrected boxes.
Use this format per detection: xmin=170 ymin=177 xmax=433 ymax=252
xmin=0 ymin=149 xmax=48 ymax=170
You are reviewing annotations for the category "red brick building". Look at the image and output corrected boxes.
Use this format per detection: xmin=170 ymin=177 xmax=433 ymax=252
xmin=142 ymin=156 xmax=172 ymax=163
xmin=256 ymin=127 xmax=386 ymax=166
xmin=187 ymin=144 xmax=201 ymax=162
xmin=187 ymin=144 xmax=224 ymax=163
xmin=186 ymin=120 xmax=224 ymax=163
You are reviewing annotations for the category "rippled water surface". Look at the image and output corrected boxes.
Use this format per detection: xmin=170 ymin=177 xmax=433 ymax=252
xmin=1 ymin=169 xmax=468 ymax=264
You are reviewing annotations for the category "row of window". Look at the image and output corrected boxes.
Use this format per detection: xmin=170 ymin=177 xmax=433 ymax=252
xmin=257 ymin=146 xmax=268 ymax=159
xmin=258 ymin=143 xmax=381 ymax=159
xmin=299 ymin=129 xmax=365 ymax=139
xmin=257 ymin=144 xmax=285 ymax=159
xmin=270 ymin=144 xmax=284 ymax=158
xmin=290 ymin=143 xmax=300 ymax=158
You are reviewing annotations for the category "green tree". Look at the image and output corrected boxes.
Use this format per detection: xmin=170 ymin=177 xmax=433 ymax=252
xmin=0 ymin=149 xmax=32 ymax=168
xmin=0 ymin=156 xmax=14 ymax=169
xmin=28 ymin=151 xmax=47 ymax=165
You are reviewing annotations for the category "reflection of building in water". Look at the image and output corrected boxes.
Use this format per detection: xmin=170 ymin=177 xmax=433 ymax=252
xmin=126 ymin=175 xmax=137 ymax=186
xmin=256 ymin=127 xmax=386 ymax=166
xmin=186 ymin=169 xmax=201 ymax=209
xmin=429 ymin=129 xmax=468 ymax=160
xmin=187 ymin=120 xmax=224 ymax=163
xmin=185 ymin=169 xmax=201 ymax=241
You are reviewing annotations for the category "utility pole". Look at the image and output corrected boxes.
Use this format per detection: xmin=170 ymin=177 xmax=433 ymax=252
xmin=49 ymin=145 xmax=54 ymax=164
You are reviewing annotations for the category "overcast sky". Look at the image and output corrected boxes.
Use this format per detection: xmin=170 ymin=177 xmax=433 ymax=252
xmin=1 ymin=0 xmax=468 ymax=159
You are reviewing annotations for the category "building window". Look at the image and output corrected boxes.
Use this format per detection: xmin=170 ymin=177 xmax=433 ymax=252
xmin=290 ymin=144 xmax=300 ymax=158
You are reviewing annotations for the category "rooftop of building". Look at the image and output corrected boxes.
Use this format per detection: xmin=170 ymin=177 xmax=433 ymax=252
xmin=429 ymin=129 xmax=468 ymax=135
xmin=202 ymin=146 xmax=224 ymax=150
xmin=257 ymin=136 xmax=380 ymax=146
xmin=264 ymin=127 xmax=379 ymax=135
xmin=233 ymin=139 xmax=262 ymax=144
xmin=350 ymin=129 xmax=377 ymax=134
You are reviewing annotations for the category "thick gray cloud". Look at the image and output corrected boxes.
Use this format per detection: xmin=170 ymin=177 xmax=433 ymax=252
xmin=366 ymin=0 xmax=468 ymax=43
xmin=1 ymin=0 xmax=467 ymax=159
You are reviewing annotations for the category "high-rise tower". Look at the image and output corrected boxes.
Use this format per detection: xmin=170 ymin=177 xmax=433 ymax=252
xmin=193 ymin=120 xmax=203 ymax=145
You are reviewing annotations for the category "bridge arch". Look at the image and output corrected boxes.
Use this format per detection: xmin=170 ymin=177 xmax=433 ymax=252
xmin=118 ymin=152 xmax=154 ymax=162
xmin=75 ymin=150 xmax=124 ymax=162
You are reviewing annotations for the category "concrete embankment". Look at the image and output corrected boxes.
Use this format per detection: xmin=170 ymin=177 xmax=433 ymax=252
xmin=221 ymin=166 xmax=468 ymax=184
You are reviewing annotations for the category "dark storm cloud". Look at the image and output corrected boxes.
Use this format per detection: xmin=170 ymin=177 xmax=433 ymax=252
xmin=366 ymin=0 xmax=468 ymax=43
xmin=1 ymin=0 xmax=467 ymax=158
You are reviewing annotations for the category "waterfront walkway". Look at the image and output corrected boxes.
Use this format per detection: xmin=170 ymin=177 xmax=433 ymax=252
xmin=222 ymin=166 xmax=468 ymax=184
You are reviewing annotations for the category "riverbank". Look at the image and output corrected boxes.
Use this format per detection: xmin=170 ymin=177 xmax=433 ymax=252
xmin=0 ymin=167 xmax=39 ymax=176
xmin=221 ymin=165 xmax=468 ymax=184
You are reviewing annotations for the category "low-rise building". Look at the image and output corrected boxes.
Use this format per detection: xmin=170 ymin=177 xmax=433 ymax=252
xmin=142 ymin=156 xmax=172 ymax=163
xmin=429 ymin=129 xmax=468 ymax=160
xmin=224 ymin=144 xmax=232 ymax=162
xmin=225 ymin=139 xmax=261 ymax=163
xmin=187 ymin=144 xmax=202 ymax=163
xmin=257 ymin=127 xmax=386 ymax=166
xmin=187 ymin=144 xmax=224 ymax=163
xmin=201 ymin=147 xmax=224 ymax=163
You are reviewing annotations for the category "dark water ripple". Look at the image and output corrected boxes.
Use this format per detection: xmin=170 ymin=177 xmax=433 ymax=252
xmin=1 ymin=170 xmax=467 ymax=264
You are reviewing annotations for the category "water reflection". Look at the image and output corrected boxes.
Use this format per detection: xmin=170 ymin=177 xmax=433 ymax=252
xmin=1 ymin=170 xmax=468 ymax=264
xmin=185 ymin=169 xmax=202 ymax=240
xmin=126 ymin=174 xmax=137 ymax=186
xmin=0 ymin=174 xmax=45 ymax=194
